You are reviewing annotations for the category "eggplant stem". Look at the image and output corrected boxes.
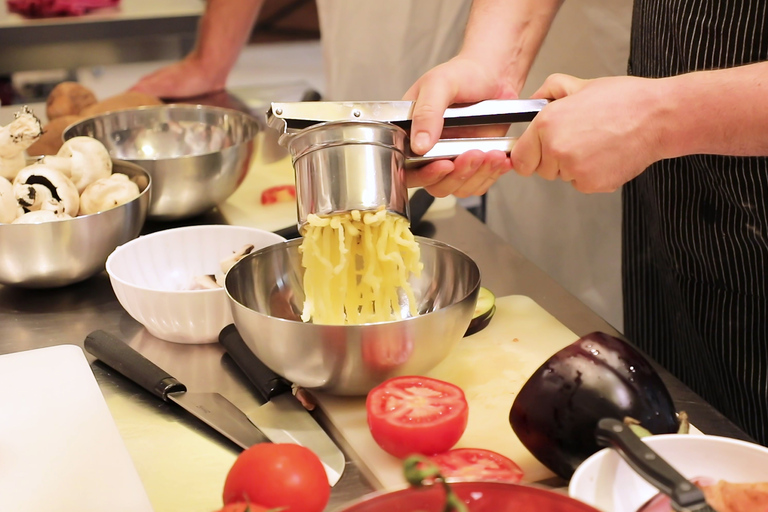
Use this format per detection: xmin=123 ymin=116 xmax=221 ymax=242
xmin=403 ymin=455 xmax=468 ymax=512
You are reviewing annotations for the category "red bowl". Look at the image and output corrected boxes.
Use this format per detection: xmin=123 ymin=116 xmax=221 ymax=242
xmin=335 ymin=481 xmax=600 ymax=512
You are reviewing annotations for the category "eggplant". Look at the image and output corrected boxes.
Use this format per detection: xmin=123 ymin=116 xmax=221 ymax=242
xmin=465 ymin=287 xmax=496 ymax=336
xmin=509 ymin=331 xmax=679 ymax=480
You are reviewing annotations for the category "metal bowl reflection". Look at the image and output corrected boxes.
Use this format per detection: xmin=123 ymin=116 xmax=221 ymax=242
xmin=63 ymin=104 xmax=259 ymax=220
xmin=225 ymin=237 xmax=480 ymax=395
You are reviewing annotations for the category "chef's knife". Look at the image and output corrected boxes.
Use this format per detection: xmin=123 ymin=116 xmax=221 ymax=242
xmin=84 ymin=330 xmax=269 ymax=450
xmin=219 ymin=324 xmax=345 ymax=486
xmin=596 ymin=418 xmax=718 ymax=512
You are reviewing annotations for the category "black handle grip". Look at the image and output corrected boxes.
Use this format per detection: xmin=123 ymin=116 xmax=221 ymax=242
xmin=409 ymin=188 xmax=435 ymax=229
xmin=596 ymin=418 xmax=708 ymax=510
xmin=84 ymin=330 xmax=186 ymax=401
xmin=219 ymin=324 xmax=293 ymax=401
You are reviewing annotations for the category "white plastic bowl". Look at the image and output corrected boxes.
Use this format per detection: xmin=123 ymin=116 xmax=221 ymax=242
xmin=106 ymin=225 xmax=285 ymax=344
xmin=569 ymin=433 xmax=768 ymax=512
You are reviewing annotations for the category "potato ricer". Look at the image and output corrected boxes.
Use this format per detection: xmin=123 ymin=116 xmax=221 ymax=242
xmin=266 ymin=99 xmax=547 ymax=227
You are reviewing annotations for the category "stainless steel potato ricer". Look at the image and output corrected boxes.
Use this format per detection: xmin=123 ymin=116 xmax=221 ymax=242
xmin=266 ymin=99 xmax=547 ymax=227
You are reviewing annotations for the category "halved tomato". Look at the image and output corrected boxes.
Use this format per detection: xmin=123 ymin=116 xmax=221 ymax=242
xmin=366 ymin=376 xmax=469 ymax=459
xmin=429 ymin=448 xmax=524 ymax=483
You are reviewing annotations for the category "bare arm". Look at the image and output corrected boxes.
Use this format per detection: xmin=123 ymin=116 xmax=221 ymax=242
xmin=130 ymin=0 xmax=266 ymax=99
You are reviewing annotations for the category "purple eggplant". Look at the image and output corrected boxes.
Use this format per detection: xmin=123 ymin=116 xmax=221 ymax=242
xmin=509 ymin=331 xmax=679 ymax=480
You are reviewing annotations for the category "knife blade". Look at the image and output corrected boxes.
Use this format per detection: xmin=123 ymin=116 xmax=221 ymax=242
xmin=596 ymin=418 xmax=718 ymax=512
xmin=84 ymin=330 xmax=269 ymax=450
xmin=219 ymin=324 xmax=345 ymax=486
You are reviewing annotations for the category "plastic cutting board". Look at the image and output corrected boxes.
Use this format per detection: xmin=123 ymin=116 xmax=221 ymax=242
xmin=312 ymin=295 xmax=582 ymax=490
xmin=0 ymin=345 xmax=154 ymax=512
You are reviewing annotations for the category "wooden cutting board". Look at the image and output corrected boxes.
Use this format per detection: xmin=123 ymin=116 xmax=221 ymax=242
xmin=0 ymin=345 xmax=154 ymax=512
xmin=312 ymin=295 xmax=582 ymax=491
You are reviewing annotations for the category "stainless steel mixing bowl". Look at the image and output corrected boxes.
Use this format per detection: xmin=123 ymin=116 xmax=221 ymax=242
xmin=0 ymin=160 xmax=151 ymax=288
xmin=224 ymin=237 xmax=481 ymax=395
xmin=63 ymin=104 xmax=259 ymax=220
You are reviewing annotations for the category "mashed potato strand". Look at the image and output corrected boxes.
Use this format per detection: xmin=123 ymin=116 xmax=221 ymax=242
xmin=299 ymin=209 xmax=422 ymax=325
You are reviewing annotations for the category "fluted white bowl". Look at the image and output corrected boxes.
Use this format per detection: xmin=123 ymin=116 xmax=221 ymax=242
xmin=106 ymin=225 xmax=285 ymax=344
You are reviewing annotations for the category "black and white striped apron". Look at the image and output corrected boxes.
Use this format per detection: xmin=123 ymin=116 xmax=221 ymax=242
xmin=624 ymin=0 xmax=768 ymax=444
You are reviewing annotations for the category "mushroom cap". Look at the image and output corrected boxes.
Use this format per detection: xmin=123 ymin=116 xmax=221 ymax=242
xmin=79 ymin=172 xmax=140 ymax=215
xmin=12 ymin=209 xmax=72 ymax=224
xmin=0 ymin=176 xmax=18 ymax=224
xmin=0 ymin=106 xmax=43 ymax=159
xmin=54 ymin=136 xmax=112 ymax=193
xmin=0 ymin=152 xmax=26 ymax=181
xmin=13 ymin=163 xmax=80 ymax=217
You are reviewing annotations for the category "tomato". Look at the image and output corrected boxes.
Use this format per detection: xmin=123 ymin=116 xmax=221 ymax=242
xmin=213 ymin=503 xmax=272 ymax=512
xmin=429 ymin=448 xmax=524 ymax=483
xmin=366 ymin=376 xmax=469 ymax=459
xmin=261 ymin=185 xmax=296 ymax=205
xmin=222 ymin=443 xmax=330 ymax=512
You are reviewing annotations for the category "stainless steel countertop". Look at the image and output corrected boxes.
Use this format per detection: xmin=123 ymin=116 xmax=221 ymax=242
xmin=0 ymin=205 xmax=751 ymax=511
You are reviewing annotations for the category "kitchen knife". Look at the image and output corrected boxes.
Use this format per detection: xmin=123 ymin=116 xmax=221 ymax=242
xmin=596 ymin=418 xmax=718 ymax=512
xmin=219 ymin=324 xmax=345 ymax=486
xmin=84 ymin=330 xmax=269 ymax=450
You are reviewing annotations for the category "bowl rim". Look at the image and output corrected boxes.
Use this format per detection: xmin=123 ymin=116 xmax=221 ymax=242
xmin=568 ymin=432 xmax=768 ymax=503
xmin=0 ymin=158 xmax=151 ymax=229
xmin=61 ymin=103 xmax=262 ymax=161
xmin=105 ymin=224 xmax=286 ymax=294
xmin=224 ymin=235 xmax=482 ymax=327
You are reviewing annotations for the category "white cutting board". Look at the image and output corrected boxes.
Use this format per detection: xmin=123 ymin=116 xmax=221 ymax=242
xmin=312 ymin=295 xmax=582 ymax=491
xmin=0 ymin=345 xmax=154 ymax=512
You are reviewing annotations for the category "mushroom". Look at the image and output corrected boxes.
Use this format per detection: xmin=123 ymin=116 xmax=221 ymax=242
xmin=79 ymin=173 xmax=140 ymax=215
xmin=13 ymin=164 xmax=80 ymax=217
xmin=0 ymin=176 xmax=19 ymax=223
xmin=216 ymin=244 xmax=256 ymax=286
xmin=0 ymin=106 xmax=44 ymax=181
xmin=41 ymin=136 xmax=112 ymax=193
xmin=13 ymin=208 xmax=72 ymax=224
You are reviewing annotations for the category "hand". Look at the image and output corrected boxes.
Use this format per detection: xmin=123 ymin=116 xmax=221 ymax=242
xmin=511 ymin=73 xmax=667 ymax=193
xmin=129 ymin=56 xmax=227 ymax=100
xmin=402 ymin=56 xmax=519 ymax=197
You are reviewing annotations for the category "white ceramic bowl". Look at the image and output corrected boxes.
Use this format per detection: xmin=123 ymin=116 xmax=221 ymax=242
xmin=106 ymin=225 xmax=285 ymax=344
xmin=569 ymin=433 xmax=768 ymax=512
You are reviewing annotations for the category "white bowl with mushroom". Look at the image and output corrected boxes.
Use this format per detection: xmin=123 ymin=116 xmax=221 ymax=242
xmin=105 ymin=224 xmax=286 ymax=344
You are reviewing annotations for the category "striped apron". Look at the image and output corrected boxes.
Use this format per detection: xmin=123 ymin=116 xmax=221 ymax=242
xmin=624 ymin=0 xmax=768 ymax=444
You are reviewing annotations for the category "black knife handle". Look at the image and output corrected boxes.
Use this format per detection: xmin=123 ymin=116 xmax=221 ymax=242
xmin=84 ymin=330 xmax=186 ymax=401
xmin=219 ymin=324 xmax=293 ymax=400
xmin=596 ymin=418 xmax=708 ymax=509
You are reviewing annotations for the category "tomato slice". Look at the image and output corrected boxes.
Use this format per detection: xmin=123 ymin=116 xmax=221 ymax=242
xmin=366 ymin=376 xmax=469 ymax=459
xmin=260 ymin=184 xmax=296 ymax=205
xmin=429 ymin=448 xmax=524 ymax=483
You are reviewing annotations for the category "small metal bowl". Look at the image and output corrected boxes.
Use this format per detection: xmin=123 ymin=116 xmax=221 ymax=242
xmin=0 ymin=160 xmax=150 ymax=288
xmin=225 ymin=237 xmax=481 ymax=395
xmin=63 ymin=104 xmax=260 ymax=220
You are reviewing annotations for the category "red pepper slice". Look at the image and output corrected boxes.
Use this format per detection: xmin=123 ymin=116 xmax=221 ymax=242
xmin=260 ymin=184 xmax=296 ymax=205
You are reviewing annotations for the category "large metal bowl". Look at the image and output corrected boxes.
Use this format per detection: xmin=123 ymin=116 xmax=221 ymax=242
xmin=63 ymin=104 xmax=259 ymax=220
xmin=225 ymin=237 xmax=481 ymax=395
xmin=0 ymin=160 xmax=150 ymax=288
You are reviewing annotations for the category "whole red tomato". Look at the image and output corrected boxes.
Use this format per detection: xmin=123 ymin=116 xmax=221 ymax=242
xmin=222 ymin=443 xmax=330 ymax=512
xmin=430 ymin=448 xmax=524 ymax=483
xmin=366 ymin=376 xmax=469 ymax=459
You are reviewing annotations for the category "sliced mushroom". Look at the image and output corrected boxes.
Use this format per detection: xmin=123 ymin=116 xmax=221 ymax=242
xmin=0 ymin=106 xmax=43 ymax=164
xmin=0 ymin=176 xmax=18 ymax=223
xmin=13 ymin=164 xmax=80 ymax=217
xmin=79 ymin=173 xmax=140 ymax=215
xmin=216 ymin=244 xmax=256 ymax=286
xmin=42 ymin=136 xmax=112 ymax=193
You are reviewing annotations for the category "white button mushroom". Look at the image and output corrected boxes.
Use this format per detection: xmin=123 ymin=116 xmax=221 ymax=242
xmin=0 ymin=106 xmax=44 ymax=181
xmin=41 ymin=136 xmax=112 ymax=193
xmin=13 ymin=208 xmax=72 ymax=224
xmin=79 ymin=173 xmax=140 ymax=215
xmin=13 ymin=164 xmax=80 ymax=217
xmin=0 ymin=176 xmax=18 ymax=224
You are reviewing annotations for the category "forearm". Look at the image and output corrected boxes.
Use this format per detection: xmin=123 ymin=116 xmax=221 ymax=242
xmin=189 ymin=0 xmax=266 ymax=82
xmin=459 ymin=0 xmax=564 ymax=94
xmin=657 ymin=62 xmax=768 ymax=158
